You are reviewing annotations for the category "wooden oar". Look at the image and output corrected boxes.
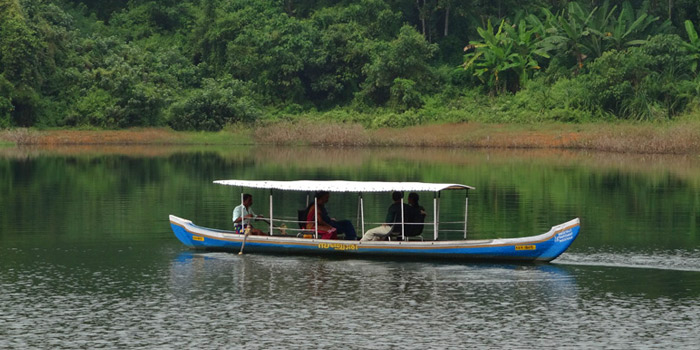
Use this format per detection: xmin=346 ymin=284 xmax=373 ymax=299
xmin=238 ymin=226 xmax=251 ymax=255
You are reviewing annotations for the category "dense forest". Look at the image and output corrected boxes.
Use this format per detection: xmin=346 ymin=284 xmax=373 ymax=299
xmin=1 ymin=0 xmax=699 ymax=130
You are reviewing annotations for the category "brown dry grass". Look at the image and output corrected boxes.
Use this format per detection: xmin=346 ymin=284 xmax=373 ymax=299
xmin=254 ymin=120 xmax=371 ymax=146
xmin=570 ymin=123 xmax=700 ymax=154
xmin=2 ymin=121 xmax=699 ymax=154
xmin=0 ymin=128 xmax=186 ymax=145
xmin=254 ymin=121 xmax=700 ymax=154
xmin=0 ymin=128 xmax=40 ymax=144
xmin=372 ymin=123 xmax=583 ymax=148
xmin=34 ymin=128 xmax=183 ymax=145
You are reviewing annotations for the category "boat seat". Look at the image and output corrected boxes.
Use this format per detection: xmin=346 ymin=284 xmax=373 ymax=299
xmin=386 ymin=223 xmax=424 ymax=241
xmin=387 ymin=234 xmax=424 ymax=241
xmin=296 ymin=228 xmax=341 ymax=240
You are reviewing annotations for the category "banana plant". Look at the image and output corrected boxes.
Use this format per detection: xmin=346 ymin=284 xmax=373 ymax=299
xmin=593 ymin=1 xmax=661 ymax=53
xmin=542 ymin=1 xmax=598 ymax=70
xmin=463 ymin=19 xmax=549 ymax=94
xmin=539 ymin=1 xmax=664 ymax=71
xmin=682 ymin=20 xmax=700 ymax=74
xmin=570 ymin=0 xmax=613 ymax=60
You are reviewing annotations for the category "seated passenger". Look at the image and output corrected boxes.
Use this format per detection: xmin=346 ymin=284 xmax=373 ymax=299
xmin=361 ymin=191 xmax=414 ymax=241
xmin=305 ymin=191 xmax=337 ymax=239
xmin=319 ymin=191 xmax=357 ymax=240
xmin=405 ymin=192 xmax=426 ymax=236
xmin=302 ymin=191 xmax=357 ymax=240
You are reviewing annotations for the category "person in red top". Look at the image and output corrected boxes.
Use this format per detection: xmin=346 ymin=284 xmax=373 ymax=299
xmin=305 ymin=191 xmax=337 ymax=239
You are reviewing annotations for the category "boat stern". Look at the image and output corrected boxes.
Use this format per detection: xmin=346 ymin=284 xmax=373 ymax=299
xmin=169 ymin=215 xmax=200 ymax=248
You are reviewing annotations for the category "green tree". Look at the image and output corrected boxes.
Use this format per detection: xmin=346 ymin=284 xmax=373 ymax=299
xmin=57 ymin=34 xmax=174 ymax=128
xmin=389 ymin=77 xmax=423 ymax=110
xmin=359 ymin=25 xmax=437 ymax=107
xmin=306 ymin=0 xmax=401 ymax=106
xmin=109 ymin=0 xmax=197 ymax=41
xmin=231 ymin=14 xmax=315 ymax=103
xmin=0 ymin=0 xmax=42 ymax=85
xmin=0 ymin=0 xmax=44 ymax=126
xmin=305 ymin=21 xmax=370 ymax=105
xmin=0 ymin=74 xmax=14 ymax=127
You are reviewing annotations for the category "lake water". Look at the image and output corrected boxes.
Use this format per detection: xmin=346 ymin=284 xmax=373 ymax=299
xmin=1 ymin=145 xmax=699 ymax=348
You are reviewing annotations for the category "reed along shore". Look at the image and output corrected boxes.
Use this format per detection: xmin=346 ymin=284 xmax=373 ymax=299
xmin=2 ymin=120 xmax=700 ymax=155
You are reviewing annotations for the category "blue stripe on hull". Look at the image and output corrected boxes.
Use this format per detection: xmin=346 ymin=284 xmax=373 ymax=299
xmin=170 ymin=217 xmax=580 ymax=262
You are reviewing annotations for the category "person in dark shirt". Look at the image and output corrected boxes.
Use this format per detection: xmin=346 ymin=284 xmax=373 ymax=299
xmin=361 ymin=191 xmax=411 ymax=241
xmin=406 ymin=192 xmax=426 ymax=236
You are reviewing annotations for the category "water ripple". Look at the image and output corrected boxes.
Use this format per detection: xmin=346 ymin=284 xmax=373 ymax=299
xmin=557 ymin=249 xmax=700 ymax=272
xmin=1 ymin=249 xmax=698 ymax=349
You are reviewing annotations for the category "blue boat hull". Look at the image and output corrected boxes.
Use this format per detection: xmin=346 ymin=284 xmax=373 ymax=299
xmin=169 ymin=215 xmax=580 ymax=262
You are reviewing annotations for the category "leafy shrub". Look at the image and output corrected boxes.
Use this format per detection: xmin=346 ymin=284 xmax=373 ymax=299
xmin=63 ymin=87 xmax=116 ymax=127
xmin=369 ymin=110 xmax=420 ymax=128
xmin=494 ymin=78 xmax=583 ymax=122
xmin=433 ymin=64 xmax=477 ymax=90
xmin=167 ymin=78 xmax=261 ymax=131
xmin=560 ymin=34 xmax=695 ymax=120
xmin=10 ymin=86 xmax=41 ymax=127
xmin=389 ymin=78 xmax=423 ymax=111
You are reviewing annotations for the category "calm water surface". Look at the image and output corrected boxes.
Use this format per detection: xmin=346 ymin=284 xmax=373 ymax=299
xmin=1 ymin=146 xmax=699 ymax=348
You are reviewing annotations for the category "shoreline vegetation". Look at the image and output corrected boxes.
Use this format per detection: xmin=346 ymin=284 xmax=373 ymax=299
xmin=3 ymin=1 xmax=700 ymax=155
xmin=2 ymin=119 xmax=699 ymax=155
xmin=3 ymin=1 xmax=700 ymax=137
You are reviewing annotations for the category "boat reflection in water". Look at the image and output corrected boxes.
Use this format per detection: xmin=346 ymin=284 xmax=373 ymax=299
xmin=168 ymin=251 xmax=578 ymax=308
xmin=168 ymin=251 xmax=581 ymax=350
xmin=166 ymin=253 xmax=656 ymax=348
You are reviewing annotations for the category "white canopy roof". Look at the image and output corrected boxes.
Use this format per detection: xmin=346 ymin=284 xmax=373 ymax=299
xmin=213 ymin=180 xmax=474 ymax=192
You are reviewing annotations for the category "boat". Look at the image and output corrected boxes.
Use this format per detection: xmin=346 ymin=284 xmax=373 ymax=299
xmin=169 ymin=180 xmax=580 ymax=262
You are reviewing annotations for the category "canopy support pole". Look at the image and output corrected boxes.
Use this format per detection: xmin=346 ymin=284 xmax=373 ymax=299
xmin=359 ymin=194 xmax=365 ymax=239
xmin=437 ymin=192 xmax=441 ymax=237
xmin=269 ymin=189 xmax=273 ymax=235
xmin=314 ymin=196 xmax=318 ymax=239
xmin=356 ymin=194 xmax=361 ymax=231
xmin=239 ymin=190 xmax=244 ymax=228
xmin=400 ymin=194 xmax=405 ymax=241
xmin=464 ymin=189 xmax=469 ymax=239
xmin=433 ymin=192 xmax=438 ymax=241
xmin=238 ymin=190 xmax=248 ymax=255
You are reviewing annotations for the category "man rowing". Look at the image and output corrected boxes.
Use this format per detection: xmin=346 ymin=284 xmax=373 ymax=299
xmin=233 ymin=193 xmax=265 ymax=235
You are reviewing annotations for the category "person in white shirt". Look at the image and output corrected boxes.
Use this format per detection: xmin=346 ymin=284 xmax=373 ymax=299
xmin=232 ymin=194 xmax=265 ymax=235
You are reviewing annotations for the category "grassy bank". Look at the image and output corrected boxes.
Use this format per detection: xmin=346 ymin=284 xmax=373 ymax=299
xmin=0 ymin=127 xmax=255 ymax=147
xmin=257 ymin=119 xmax=700 ymax=154
xmin=2 ymin=119 xmax=700 ymax=154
